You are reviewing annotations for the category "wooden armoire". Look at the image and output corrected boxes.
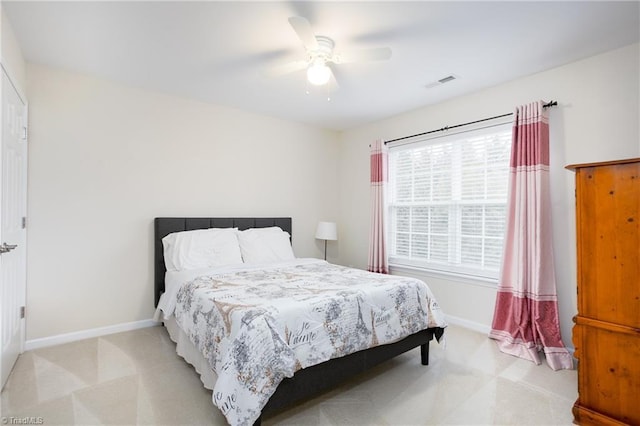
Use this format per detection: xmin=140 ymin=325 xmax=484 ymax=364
xmin=566 ymin=158 xmax=640 ymax=425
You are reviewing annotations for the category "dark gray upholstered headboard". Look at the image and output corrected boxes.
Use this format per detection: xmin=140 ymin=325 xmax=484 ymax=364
xmin=154 ymin=217 xmax=292 ymax=307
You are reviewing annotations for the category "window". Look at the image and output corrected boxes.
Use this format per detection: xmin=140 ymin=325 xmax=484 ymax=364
xmin=388 ymin=124 xmax=511 ymax=280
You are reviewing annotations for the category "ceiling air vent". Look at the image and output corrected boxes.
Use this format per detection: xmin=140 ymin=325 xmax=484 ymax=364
xmin=425 ymin=74 xmax=457 ymax=89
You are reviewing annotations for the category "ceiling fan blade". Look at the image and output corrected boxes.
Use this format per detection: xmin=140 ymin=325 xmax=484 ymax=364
xmin=265 ymin=60 xmax=309 ymax=77
xmin=328 ymin=67 xmax=340 ymax=91
xmin=334 ymin=47 xmax=392 ymax=64
xmin=288 ymin=16 xmax=319 ymax=51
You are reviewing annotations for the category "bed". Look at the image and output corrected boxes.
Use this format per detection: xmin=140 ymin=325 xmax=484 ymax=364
xmin=154 ymin=217 xmax=446 ymax=426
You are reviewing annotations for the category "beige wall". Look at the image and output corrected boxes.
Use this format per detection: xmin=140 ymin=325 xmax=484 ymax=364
xmin=337 ymin=43 xmax=640 ymax=346
xmin=25 ymin=64 xmax=339 ymax=340
xmin=0 ymin=4 xmax=27 ymax=94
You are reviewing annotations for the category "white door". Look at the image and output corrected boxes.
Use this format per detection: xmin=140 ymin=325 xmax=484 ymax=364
xmin=0 ymin=67 xmax=28 ymax=390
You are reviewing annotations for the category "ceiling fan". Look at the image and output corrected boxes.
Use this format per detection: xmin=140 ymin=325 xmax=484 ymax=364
xmin=268 ymin=16 xmax=392 ymax=87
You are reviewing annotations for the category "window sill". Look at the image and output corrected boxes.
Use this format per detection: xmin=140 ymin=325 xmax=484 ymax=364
xmin=389 ymin=263 xmax=498 ymax=289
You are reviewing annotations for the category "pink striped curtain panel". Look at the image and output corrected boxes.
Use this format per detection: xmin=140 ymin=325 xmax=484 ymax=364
xmin=368 ymin=140 xmax=389 ymax=274
xmin=489 ymin=101 xmax=573 ymax=370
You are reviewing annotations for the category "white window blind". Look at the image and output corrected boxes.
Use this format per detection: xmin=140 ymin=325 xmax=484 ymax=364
xmin=388 ymin=124 xmax=511 ymax=280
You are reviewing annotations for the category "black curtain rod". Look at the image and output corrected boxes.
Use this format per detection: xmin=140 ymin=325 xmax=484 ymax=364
xmin=384 ymin=100 xmax=558 ymax=145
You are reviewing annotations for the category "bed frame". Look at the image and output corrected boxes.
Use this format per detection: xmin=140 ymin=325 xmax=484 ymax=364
xmin=154 ymin=217 xmax=444 ymax=425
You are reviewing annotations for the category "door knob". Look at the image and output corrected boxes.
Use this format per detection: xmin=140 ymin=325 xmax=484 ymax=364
xmin=0 ymin=243 xmax=17 ymax=254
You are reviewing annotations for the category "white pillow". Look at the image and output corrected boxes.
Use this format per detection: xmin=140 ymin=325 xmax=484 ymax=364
xmin=162 ymin=228 xmax=243 ymax=271
xmin=237 ymin=227 xmax=295 ymax=263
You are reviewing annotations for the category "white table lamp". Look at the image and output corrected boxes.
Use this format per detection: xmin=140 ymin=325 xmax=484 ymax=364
xmin=315 ymin=221 xmax=338 ymax=260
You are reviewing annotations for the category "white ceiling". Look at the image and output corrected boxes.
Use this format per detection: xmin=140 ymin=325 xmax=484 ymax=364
xmin=4 ymin=1 xmax=639 ymax=130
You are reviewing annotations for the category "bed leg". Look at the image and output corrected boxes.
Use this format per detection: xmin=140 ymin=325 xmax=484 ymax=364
xmin=420 ymin=343 xmax=429 ymax=365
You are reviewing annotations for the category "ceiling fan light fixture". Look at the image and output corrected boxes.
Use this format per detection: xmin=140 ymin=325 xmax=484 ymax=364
xmin=307 ymin=60 xmax=331 ymax=86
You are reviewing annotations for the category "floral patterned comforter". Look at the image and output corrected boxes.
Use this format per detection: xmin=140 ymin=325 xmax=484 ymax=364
xmin=172 ymin=259 xmax=446 ymax=426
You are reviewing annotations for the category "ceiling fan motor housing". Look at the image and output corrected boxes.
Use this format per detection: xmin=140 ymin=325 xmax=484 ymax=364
xmin=309 ymin=35 xmax=335 ymax=62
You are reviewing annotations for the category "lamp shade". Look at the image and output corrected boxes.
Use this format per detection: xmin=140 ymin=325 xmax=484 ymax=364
xmin=307 ymin=60 xmax=331 ymax=86
xmin=315 ymin=221 xmax=337 ymax=241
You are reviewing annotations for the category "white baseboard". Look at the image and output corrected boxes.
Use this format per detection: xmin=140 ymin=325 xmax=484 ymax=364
xmin=444 ymin=314 xmax=491 ymax=335
xmin=443 ymin=314 xmax=576 ymax=354
xmin=23 ymin=315 xmax=574 ymax=356
xmin=24 ymin=319 xmax=160 ymax=351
